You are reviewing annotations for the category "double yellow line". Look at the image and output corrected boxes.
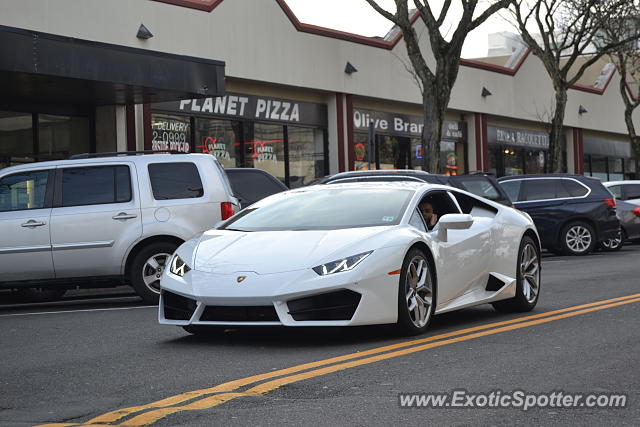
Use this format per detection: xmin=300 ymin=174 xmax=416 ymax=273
xmin=38 ymin=293 xmax=640 ymax=427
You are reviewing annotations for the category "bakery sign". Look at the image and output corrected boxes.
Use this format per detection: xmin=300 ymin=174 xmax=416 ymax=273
xmin=153 ymin=93 xmax=327 ymax=127
xmin=488 ymin=126 xmax=549 ymax=150
xmin=353 ymin=109 xmax=465 ymax=141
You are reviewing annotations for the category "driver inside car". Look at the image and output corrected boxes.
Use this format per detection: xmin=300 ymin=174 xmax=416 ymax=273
xmin=419 ymin=201 xmax=439 ymax=230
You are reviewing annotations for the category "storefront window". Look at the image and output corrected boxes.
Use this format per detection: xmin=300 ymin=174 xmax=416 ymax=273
xmin=194 ymin=118 xmax=241 ymax=168
xmin=0 ymin=111 xmax=33 ymax=169
xmin=288 ymin=125 xmax=325 ymax=188
xmin=244 ymin=122 xmax=285 ymax=184
xmin=525 ymin=149 xmax=546 ymax=174
xmin=439 ymin=140 xmax=466 ymax=176
xmin=502 ymin=147 xmax=524 ymax=176
xmin=590 ymin=155 xmax=608 ymax=181
xmin=151 ymin=113 xmax=191 ymax=153
xmin=38 ymin=115 xmax=89 ymax=161
xmin=608 ymin=158 xmax=624 ymax=181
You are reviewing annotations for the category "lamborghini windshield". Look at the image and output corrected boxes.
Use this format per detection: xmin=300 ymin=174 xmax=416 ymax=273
xmin=220 ymin=187 xmax=414 ymax=231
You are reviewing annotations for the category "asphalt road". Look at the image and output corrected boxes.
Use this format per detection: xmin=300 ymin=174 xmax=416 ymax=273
xmin=1 ymin=245 xmax=639 ymax=427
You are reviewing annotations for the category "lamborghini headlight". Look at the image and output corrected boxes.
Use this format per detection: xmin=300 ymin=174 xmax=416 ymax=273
xmin=312 ymin=251 xmax=372 ymax=276
xmin=169 ymin=254 xmax=191 ymax=277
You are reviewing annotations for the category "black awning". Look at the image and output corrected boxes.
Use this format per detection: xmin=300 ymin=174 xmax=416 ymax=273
xmin=0 ymin=25 xmax=225 ymax=111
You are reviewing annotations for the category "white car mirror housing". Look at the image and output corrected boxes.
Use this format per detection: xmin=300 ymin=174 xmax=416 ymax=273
xmin=437 ymin=214 xmax=474 ymax=242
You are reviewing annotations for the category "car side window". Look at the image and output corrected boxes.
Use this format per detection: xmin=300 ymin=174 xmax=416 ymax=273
xmin=148 ymin=162 xmax=204 ymax=200
xmin=61 ymin=166 xmax=131 ymax=207
xmin=499 ymin=180 xmax=522 ymax=202
xmin=409 ymin=208 xmax=428 ymax=232
xmin=522 ymin=179 xmax=557 ymax=201
xmin=0 ymin=170 xmax=51 ymax=212
xmin=607 ymin=185 xmax=622 ymax=199
xmin=561 ymin=179 xmax=589 ymax=197
xmin=626 ymin=184 xmax=640 ymax=200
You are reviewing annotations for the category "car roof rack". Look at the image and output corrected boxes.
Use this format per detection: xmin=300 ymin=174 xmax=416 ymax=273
xmin=69 ymin=150 xmax=184 ymax=159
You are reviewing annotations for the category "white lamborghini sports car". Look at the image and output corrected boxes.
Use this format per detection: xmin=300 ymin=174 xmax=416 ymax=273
xmin=159 ymin=182 xmax=541 ymax=335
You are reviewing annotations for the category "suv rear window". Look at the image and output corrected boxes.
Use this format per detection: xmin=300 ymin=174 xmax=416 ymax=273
xmin=452 ymin=177 xmax=501 ymax=201
xmin=626 ymin=184 xmax=640 ymax=199
xmin=148 ymin=162 xmax=204 ymax=200
xmin=560 ymin=179 xmax=589 ymax=197
xmin=226 ymin=169 xmax=286 ymax=203
xmin=61 ymin=166 xmax=131 ymax=207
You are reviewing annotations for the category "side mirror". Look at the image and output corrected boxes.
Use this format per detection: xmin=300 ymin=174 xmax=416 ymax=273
xmin=437 ymin=214 xmax=474 ymax=242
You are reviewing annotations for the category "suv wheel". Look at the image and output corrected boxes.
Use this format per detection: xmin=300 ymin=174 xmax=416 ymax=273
xmin=560 ymin=221 xmax=595 ymax=255
xmin=600 ymin=229 xmax=625 ymax=252
xmin=130 ymin=242 xmax=179 ymax=304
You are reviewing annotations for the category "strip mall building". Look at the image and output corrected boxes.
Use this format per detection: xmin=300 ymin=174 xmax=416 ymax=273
xmin=1 ymin=0 xmax=638 ymax=187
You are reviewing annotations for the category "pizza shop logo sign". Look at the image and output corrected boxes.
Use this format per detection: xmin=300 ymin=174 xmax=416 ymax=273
xmin=179 ymin=96 xmax=300 ymax=122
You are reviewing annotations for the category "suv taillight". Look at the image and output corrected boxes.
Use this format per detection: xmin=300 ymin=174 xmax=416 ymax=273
xmin=603 ymin=198 xmax=616 ymax=208
xmin=633 ymin=207 xmax=640 ymax=217
xmin=221 ymin=202 xmax=234 ymax=220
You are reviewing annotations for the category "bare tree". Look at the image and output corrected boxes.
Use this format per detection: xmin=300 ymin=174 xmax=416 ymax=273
xmin=364 ymin=0 xmax=512 ymax=173
xmin=602 ymin=6 xmax=640 ymax=161
xmin=512 ymin=0 xmax=640 ymax=173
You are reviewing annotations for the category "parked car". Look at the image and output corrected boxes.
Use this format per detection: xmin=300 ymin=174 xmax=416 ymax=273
xmin=599 ymin=199 xmax=640 ymax=251
xmin=498 ymin=174 xmax=620 ymax=256
xmin=160 ymin=182 xmax=541 ymax=336
xmin=224 ymin=168 xmax=288 ymax=209
xmin=603 ymin=180 xmax=640 ymax=206
xmin=316 ymin=170 xmax=513 ymax=206
xmin=0 ymin=151 xmax=238 ymax=303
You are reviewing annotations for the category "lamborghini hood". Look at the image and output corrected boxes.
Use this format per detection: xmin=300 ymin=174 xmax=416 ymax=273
xmin=193 ymin=227 xmax=391 ymax=275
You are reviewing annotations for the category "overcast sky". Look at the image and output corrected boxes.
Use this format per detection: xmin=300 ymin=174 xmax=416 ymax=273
xmin=284 ymin=0 xmax=516 ymax=58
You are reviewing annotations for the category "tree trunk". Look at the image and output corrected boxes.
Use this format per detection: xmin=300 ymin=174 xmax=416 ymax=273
xmin=549 ymin=86 xmax=568 ymax=173
xmin=421 ymin=83 xmax=447 ymax=173
xmin=624 ymin=106 xmax=640 ymax=166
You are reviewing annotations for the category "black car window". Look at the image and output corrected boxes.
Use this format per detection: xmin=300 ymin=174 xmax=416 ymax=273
xmin=451 ymin=177 xmax=501 ymax=201
xmin=148 ymin=162 xmax=203 ymax=200
xmin=61 ymin=166 xmax=131 ymax=207
xmin=522 ymin=179 xmax=558 ymax=201
xmin=626 ymin=184 xmax=640 ymax=199
xmin=499 ymin=180 xmax=523 ymax=202
xmin=226 ymin=170 xmax=286 ymax=204
xmin=449 ymin=190 xmax=498 ymax=215
xmin=561 ymin=179 xmax=589 ymax=197
xmin=0 ymin=170 xmax=51 ymax=211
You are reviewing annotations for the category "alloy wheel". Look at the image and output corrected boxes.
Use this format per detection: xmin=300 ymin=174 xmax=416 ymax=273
xmin=601 ymin=231 xmax=622 ymax=250
xmin=565 ymin=225 xmax=592 ymax=254
xmin=520 ymin=243 xmax=540 ymax=304
xmin=404 ymin=255 xmax=433 ymax=328
xmin=142 ymin=252 xmax=172 ymax=294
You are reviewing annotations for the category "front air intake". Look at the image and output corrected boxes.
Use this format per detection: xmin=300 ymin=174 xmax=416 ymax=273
xmin=287 ymin=290 xmax=362 ymax=321
xmin=200 ymin=305 xmax=279 ymax=322
xmin=163 ymin=291 xmax=197 ymax=320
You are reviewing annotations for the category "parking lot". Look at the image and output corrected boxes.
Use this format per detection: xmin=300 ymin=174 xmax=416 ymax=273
xmin=1 ymin=244 xmax=639 ymax=427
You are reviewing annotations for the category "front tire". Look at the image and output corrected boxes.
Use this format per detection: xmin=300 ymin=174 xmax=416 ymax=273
xmin=560 ymin=221 xmax=595 ymax=256
xmin=129 ymin=241 xmax=179 ymax=304
xmin=493 ymin=236 xmax=541 ymax=313
xmin=397 ymin=248 xmax=436 ymax=335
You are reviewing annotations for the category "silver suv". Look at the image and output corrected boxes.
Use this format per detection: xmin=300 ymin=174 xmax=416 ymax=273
xmin=0 ymin=152 xmax=238 ymax=303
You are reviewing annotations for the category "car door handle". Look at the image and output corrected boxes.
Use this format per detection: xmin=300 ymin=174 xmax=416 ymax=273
xmin=112 ymin=212 xmax=138 ymax=220
xmin=21 ymin=220 xmax=46 ymax=228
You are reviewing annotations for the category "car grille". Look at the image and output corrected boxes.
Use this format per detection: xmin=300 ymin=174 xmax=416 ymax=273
xmin=200 ymin=305 xmax=279 ymax=322
xmin=287 ymin=290 xmax=361 ymax=321
xmin=163 ymin=291 xmax=197 ymax=321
